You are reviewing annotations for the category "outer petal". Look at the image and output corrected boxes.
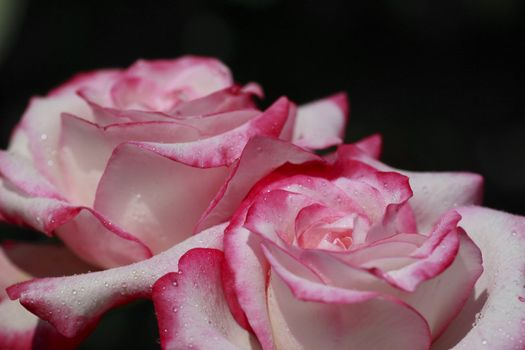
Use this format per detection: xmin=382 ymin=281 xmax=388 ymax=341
xmin=153 ymin=249 xmax=260 ymax=350
xmin=58 ymin=110 xmax=257 ymax=205
xmin=293 ymin=92 xmax=348 ymax=149
xmin=432 ymin=207 xmax=525 ymax=350
xmin=18 ymin=70 xmax=119 ymax=188
xmin=267 ymin=268 xmax=431 ymax=350
xmin=0 ymin=180 xmax=152 ymax=268
xmin=7 ymin=223 xmax=227 ymax=339
xmin=94 ymin=144 xmax=229 ymax=254
xmin=224 ymin=226 xmax=273 ymax=350
xmin=0 ymin=151 xmax=62 ymax=199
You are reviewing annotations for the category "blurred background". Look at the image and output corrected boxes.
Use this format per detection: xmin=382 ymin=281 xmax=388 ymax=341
xmin=0 ymin=0 xmax=523 ymax=348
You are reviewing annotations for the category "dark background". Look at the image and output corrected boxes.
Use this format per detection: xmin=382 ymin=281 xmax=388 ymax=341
xmin=0 ymin=0 xmax=523 ymax=348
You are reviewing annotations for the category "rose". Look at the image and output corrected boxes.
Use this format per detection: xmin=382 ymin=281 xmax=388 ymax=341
xmin=0 ymin=55 xmax=348 ymax=268
xmin=149 ymin=138 xmax=524 ymax=350
xmin=9 ymin=137 xmax=525 ymax=349
xmin=4 ymin=136 xmax=525 ymax=349
xmin=0 ymin=56 xmax=348 ymax=349
xmin=2 ymin=60 xmax=524 ymax=350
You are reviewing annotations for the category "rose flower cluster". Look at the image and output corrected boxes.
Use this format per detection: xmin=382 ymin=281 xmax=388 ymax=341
xmin=0 ymin=56 xmax=524 ymax=350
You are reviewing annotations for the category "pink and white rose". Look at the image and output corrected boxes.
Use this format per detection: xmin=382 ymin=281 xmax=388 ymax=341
xmin=0 ymin=56 xmax=347 ymax=349
xmin=1 ymin=56 xmax=524 ymax=350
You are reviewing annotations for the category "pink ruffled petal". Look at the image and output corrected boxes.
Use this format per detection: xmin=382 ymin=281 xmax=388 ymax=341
xmin=293 ymin=92 xmax=348 ymax=149
xmin=369 ymin=211 xmax=463 ymax=292
xmin=0 ymin=179 xmax=78 ymax=235
xmin=124 ymin=56 xmax=233 ymax=100
xmin=432 ymin=207 xmax=525 ymax=350
xmin=153 ymin=248 xmax=260 ymax=350
xmin=167 ymin=85 xmax=260 ymax=116
xmin=7 ymin=223 xmax=227 ymax=339
xmin=337 ymin=146 xmax=484 ymax=232
xmin=94 ymin=144 xmax=229 ymax=254
xmin=130 ymin=97 xmax=290 ymax=168
xmin=196 ymin=137 xmax=320 ymax=233
xmin=267 ymin=267 xmax=431 ymax=350
xmin=0 ymin=180 xmax=152 ymax=267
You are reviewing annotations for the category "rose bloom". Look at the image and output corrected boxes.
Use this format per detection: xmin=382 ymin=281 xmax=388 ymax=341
xmin=0 ymin=57 xmax=348 ymax=349
xmin=150 ymin=138 xmax=525 ymax=350
xmin=4 ymin=133 xmax=525 ymax=350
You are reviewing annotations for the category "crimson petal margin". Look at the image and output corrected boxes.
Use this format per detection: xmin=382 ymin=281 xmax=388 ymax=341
xmin=128 ymin=96 xmax=290 ymax=168
xmin=6 ymin=223 xmax=227 ymax=339
xmin=336 ymin=145 xmax=484 ymax=232
xmin=153 ymin=249 xmax=260 ymax=350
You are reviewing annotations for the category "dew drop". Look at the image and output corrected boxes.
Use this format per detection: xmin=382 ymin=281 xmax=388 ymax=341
xmin=172 ymin=281 xmax=178 ymax=287
xmin=72 ymin=289 xmax=77 ymax=295
xmin=172 ymin=307 xmax=178 ymax=313
xmin=511 ymin=230 xmax=518 ymax=237
xmin=481 ymin=339 xmax=488 ymax=345
xmin=40 ymin=134 xmax=48 ymax=140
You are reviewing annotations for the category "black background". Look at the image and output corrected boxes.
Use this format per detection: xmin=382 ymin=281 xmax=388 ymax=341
xmin=0 ymin=1 xmax=523 ymax=348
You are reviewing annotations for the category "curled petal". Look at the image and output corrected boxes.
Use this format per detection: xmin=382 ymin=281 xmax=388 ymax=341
xmin=153 ymin=249 xmax=260 ymax=350
xmin=293 ymin=92 xmax=349 ymax=149
xmin=336 ymin=146 xmax=484 ymax=232
xmin=0 ymin=151 xmax=62 ymax=199
xmin=131 ymin=97 xmax=290 ymax=168
xmin=7 ymin=223 xmax=226 ymax=339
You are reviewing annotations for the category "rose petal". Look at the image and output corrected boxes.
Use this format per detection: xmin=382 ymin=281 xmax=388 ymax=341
xmin=267 ymin=266 xmax=431 ymax=350
xmin=152 ymin=248 xmax=260 ymax=350
xmin=124 ymin=56 xmax=233 ymax=100
xmin=336 ymin=146 xmax=484 ymax=232
xmin=7 ymin=223 xmax=227 ymax=338
xmin=131 ymin=97 xmax=290 ymax=168
xmin=224 ymin=225 xmax=274 ymax=350
xmin=293 ymin=92 xmax=348 ymax=149
xmin=196 ymin=136 xmax=320 ymax=233
xmin=353 ymin=133 xmax=382 ymax=159
xmin=371 ymin=211 xmax=463 ymax=292
xmin=0 ymin=151 xmax=63 ymax=199
xmin=94 ymin=144 xmax=229 ymax=254
xmin=0 ymin=180 xmax=152 ymax=267
xmin=59 ymin=111 xmax=256 ymax=205
xmin=432 ymin=206 xmax=525 ymax=350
